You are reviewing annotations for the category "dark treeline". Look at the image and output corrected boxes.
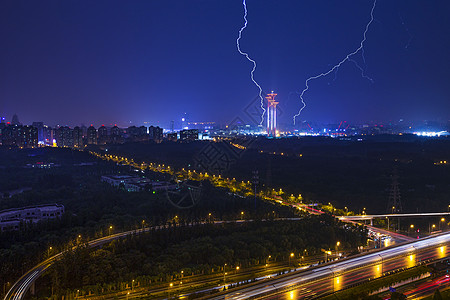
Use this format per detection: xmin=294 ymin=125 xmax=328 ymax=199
xmin=44 ymin=215 xmax=366 ymax=297
xmin=92 ymin=136 xmax=450 ymax=214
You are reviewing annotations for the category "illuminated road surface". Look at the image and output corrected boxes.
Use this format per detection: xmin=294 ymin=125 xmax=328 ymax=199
xmin=381 ymin=274 xmax=450 ymax=299
xmin=211 ymin=232 xmax=450 ymax=300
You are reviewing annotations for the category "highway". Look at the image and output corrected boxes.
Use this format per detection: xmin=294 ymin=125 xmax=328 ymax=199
xmin=3 ymin=225 xmax=169 ymax=300
xmin=207 ymin=232 xmax=450 ymax=300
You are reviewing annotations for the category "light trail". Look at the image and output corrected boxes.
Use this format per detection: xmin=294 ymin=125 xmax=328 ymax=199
xmin=237 ymin=0 xmax=266 ymax=125
xmin=293 ymin=0 xmax=377 ymax=125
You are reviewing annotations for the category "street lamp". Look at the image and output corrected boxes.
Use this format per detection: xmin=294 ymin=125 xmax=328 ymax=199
xmin=109 ymin=225 xmax=113 ymax=236
xmin=289 ymin=253 xmax=294 ymax=270
xmin=48 ymin=246 xmax=52 ymax=257
xmin=168 ymin=283 xmax=173 ymax=299
xmin=223 ymin=264 xmax=227 ymax=285
xmin=240 ymin=211 xmax=244 ymax=220
xmin=430 ymin=224 xmax=436 ymax=234
xmin=336 ymin=241 xmax=340 ymax=257
xmin=440 ymin=218 xmax=446 ymax=230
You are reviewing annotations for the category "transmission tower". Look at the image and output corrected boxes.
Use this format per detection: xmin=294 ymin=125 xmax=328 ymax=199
xmin=252 ymin=170 xmax=259 ymax=210
xmin=387 ymin=168 xmax=402 ymax=213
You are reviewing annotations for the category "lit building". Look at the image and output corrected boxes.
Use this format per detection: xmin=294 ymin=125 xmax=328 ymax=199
xmin=20 ymin=125 xmax=38 ymax=148
xmin=97 ymin=125 xmax=108 ymax=145
xmin=266 ymin=92 xmax=278 ymax=137
xmin=73 ymin=126 xmax=83 ymax=148
xmin=87 ymin=125 xmax=97 ymax=145
xmin=32 ymin=122 xmax=44 ymax=144
xmin=0 ymin=204 xmax=64 ymax=232
xmin=43 ymin=125 xmax=53 ymax=146
xmin=55 ymin=126 xmax=74 ymax=147
xmin=149 ymin=126 xmax=163 ymax=143
xmin=1 ymin=125 xmax=37 ymax=148
xmin=166 ymin=132 xmax=178 ymax=142
xmin=110 ymin=125 xmax=123 ymax=144
xmin=180 ymin=129 xmax=198 ymax=142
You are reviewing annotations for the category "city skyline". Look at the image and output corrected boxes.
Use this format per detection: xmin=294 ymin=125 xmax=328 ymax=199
xmin=1 ymin=1 xmax=450 ymax=127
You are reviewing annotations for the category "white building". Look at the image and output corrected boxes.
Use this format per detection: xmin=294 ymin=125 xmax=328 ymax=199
xmin=0 ymin=204 xmax=65 ymax=231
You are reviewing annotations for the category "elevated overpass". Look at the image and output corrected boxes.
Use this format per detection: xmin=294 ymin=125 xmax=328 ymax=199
xmin=209 ymin=231 xmax=450 ymax=299
xmin=338 ymin=212 xmax=450 ymax=225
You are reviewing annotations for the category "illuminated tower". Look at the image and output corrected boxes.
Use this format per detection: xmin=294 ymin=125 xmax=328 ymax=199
xmin=266 ymin=92 xmax=278 ymax=137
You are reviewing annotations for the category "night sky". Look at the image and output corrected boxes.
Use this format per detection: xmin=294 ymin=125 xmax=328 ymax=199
xmin=1 ymin=0 xmax=450 ymax=128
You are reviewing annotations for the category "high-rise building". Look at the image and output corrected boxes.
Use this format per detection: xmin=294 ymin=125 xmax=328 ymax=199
xmin=55 ymin=126 xmax=73 ymax=147
xmin=32 ymin=122 xmax=44 ymax=144
xmin=126 ymin=126 xmax=139 ymax=142
xmin=1 ymin=125 xmax=37 ymax=148
xmin=43 ymin=125 xmax=53 ymax=146
xmin=167 ymin=132 xmax=178 ymax=142
xmin=149 ymin=126 xmax=163 ymax=143
xmin=87 ymin=125 xmax=97 ymax=145
xmin=266 ymin=92 xmax=278 ymax=137
xmin=180 ymin=129 xmax=198 ymax=142
xmin=97 ymin=125 xmax=108 ymax=145
xmin=110 ymin=125 xmax=123 ymax=144
xmin=11 ymin=114 xmax=21 ymax=126
xmin=21 ymin=126 xmax=38 ymax=148
xmin=73 ymin=126 xmax=83 ymax=148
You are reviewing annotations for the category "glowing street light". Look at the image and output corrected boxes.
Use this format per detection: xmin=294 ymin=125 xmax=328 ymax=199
xmin=289 ymin=253 xmax=294 ymax=269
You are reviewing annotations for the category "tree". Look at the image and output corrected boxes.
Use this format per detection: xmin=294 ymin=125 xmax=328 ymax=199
xmin=433 ymin=289 xmax=443 ymax=300
xmin=390 ymin=292 xmax=407 ymax=300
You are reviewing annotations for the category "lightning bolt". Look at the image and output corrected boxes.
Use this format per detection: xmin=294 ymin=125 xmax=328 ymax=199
xmin=237 ymin=0 xmax=266 ymax=125
xmin=293 ymin=0 xmax=377 ymax=125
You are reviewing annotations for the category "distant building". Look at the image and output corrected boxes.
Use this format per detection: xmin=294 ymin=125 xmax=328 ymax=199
xmin=11 ymin=114 xmax=21 ymax=126
xmin=87 ymin=125 xmax=97 ymax=145
xmin=55 ymin=126 xmax=73 ymax=147
xmin=97 ymin=125 xmax=108 ymax=145
xmin=167 ymin=132 xmax=178 ymax=142
xmin=149 ymin=126 xmax=163 ymax=143
xmin=180 ymin=129 xmax=198 ymax=142
xmin=32 ymin=122 xmax=44 ymax=144
xmin=266 ymin=92 xmax=278 ymax=137
xmin=101 ymin=174 xmax=176 ymax=192
xmin=1 ymin=125 xmax=37 ymax=148
xmin=20 ymin=126 xmax=38 ymax=148
xmin=0 ymin=204 xmax=65 ymax=232
xmin=126 ymin=126 xmax=139 ymax=142
xmin=43 ymin=125 xmax=53 ymax=146
xmin=110 ymin=125 xmax=123 ymax=144
xmin=73 ymin=126 xmax=83 ymax=148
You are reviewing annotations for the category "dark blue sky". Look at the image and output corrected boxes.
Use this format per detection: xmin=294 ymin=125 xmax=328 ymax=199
xmin=1 ymin=0 xmax=449 ymax=128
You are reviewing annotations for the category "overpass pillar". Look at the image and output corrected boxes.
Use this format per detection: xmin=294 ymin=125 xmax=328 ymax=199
xmin=370 ymin=218 xmax=373 ymax=226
